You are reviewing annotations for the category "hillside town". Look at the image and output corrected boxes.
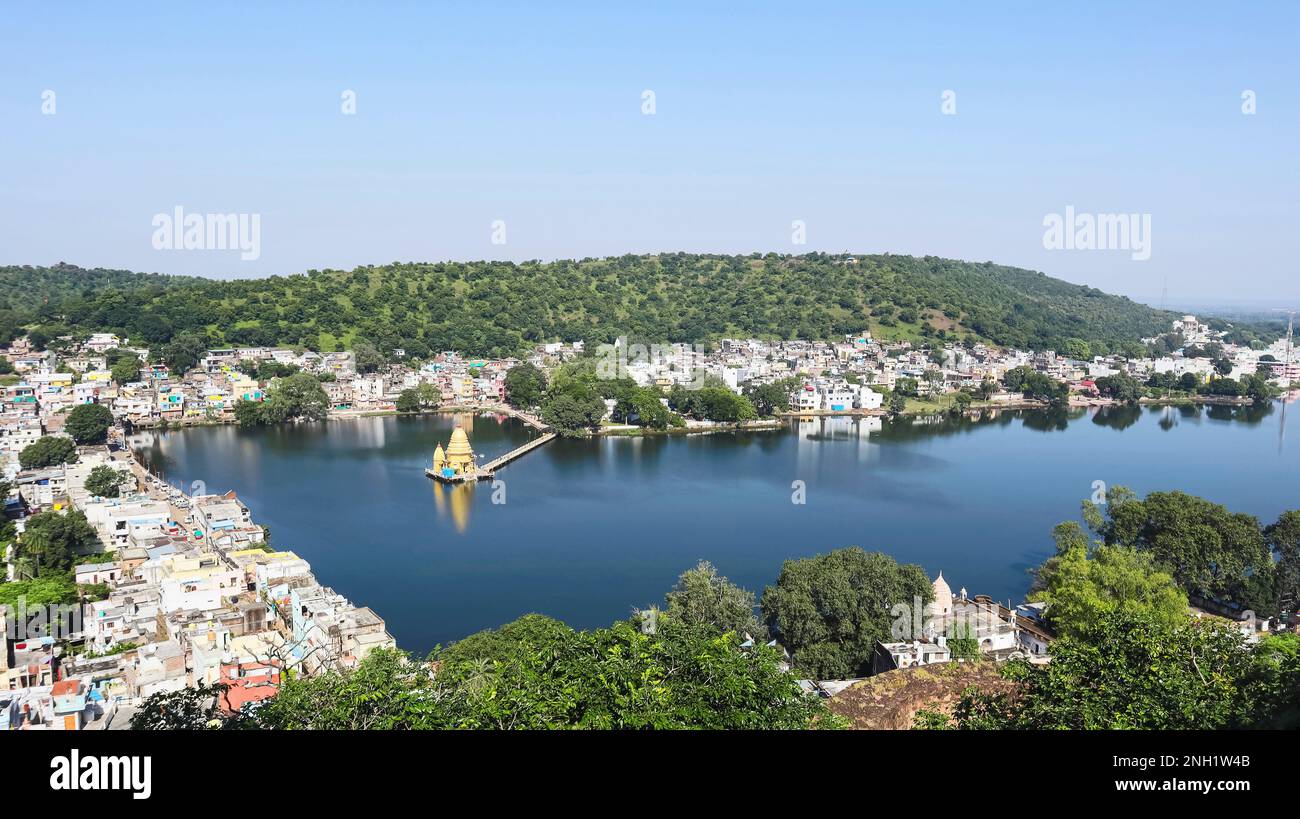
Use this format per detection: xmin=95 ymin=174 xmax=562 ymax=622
xmin=0 ymin=314 xmax=1294 ymax=729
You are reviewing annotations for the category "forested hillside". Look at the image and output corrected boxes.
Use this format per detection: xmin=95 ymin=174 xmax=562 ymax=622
xmin=0 ymin=254 xmax=1181 ymax=358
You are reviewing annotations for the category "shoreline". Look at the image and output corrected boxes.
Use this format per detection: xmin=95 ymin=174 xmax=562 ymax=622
xmin=126 ymin=392 xmax=1275 ymax=439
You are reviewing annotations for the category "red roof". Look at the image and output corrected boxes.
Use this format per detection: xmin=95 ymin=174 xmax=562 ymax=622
xmin=51 ymin=679 xmax=80 ymax=696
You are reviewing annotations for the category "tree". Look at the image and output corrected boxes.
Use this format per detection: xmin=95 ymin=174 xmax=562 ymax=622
xmin=610 ymin=383 xmax=682 ymax=430
xmin=1085 ymin=489 xmax=1275 ymax=614
xmin=353 ymin=340 xmax=385 ymax=374
xmin=1003 ymin=366 xmax=1068 ymax=404
xmin=947 ymin=622 xmax=981 ymax=661
xmin=64 ymin=403 xmax=114 ymax=444
xmin=85 ymin=464 xmax=130 ymax=498
xmin=1246 ymin=632 xmax=1300 ymax=729
xmin=110 ymin=355 xmax=141 ymax=384
xmin=664 ymin=561 xmax=766 ymax=639
xmin=138 ymin=615 xmax=830 ymax=730
xmin=936 ymin=610 xmax=1259 ymax=730
xmin=1030 ymin=522 xmax=1188 ymax=639
xmin=233 ymin=400 xmax=264 ymax=428
xmin=14 ymin=510 xmax=101 ymax=577
xmin=1267 ymin=511 xmax=1300 ymax=617
xmin=19 ymin=436 xmax=78 ymax=469
xmin=1241 ymin=372 xmax=1281 ymax=404
xmin=0 ymin=574 xmax=78 ymax=608
xmin=395 ymin=389 xmax=421 ymax=413
xmin=261 ymin=373 xmax=330 ymax=424
xmin=416 ymin=382 xmax=440 ymax=409
xmin=160 ymin=332 xmax=207 ymax=374
xmin=760 ymin=547 xmax=932 ymax=679
xmin=668 ymin=386 xmax=757 ymax=423
xmin=1061 ymin=338 xmax=1091 ymax=360
xmin=130 ymin=683 xmax=243 ymax=730
xmin=744 ymin=379 xmax=797 ymax=418
xmin=887 ymin=390 xmax=907 ymax=416
xmin=541 ymin=393 xmax=605 ymax=437
xmin=504 ymin=363 xmax=546 ymax=409
xmin=2 ymin=256 xmax=1214 ymax=359
xmin=1093 ymin=371 xmax=1142 ymax=403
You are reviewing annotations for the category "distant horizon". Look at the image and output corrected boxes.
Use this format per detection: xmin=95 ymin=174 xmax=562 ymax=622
xmin=15 ymin=251 xmax=1299 ymax=318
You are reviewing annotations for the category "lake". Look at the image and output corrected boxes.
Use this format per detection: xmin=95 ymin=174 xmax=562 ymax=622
xmin=132 ymin=401 xmax=1299 ymax=654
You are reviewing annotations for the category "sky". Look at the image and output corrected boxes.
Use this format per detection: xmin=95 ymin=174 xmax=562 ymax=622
xmin=1 ymin=1 xmax=1297 ymax=306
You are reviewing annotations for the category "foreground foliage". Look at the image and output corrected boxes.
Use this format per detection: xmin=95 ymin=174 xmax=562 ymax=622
xmin=919 ymin=611 xmax=1300 ymax=730
xmin=134 ymin=613 xmax=831 ymax=730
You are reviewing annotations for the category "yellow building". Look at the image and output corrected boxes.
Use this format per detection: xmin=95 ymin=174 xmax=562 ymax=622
xmin=432 ymin=426 xmax=476 ymax=479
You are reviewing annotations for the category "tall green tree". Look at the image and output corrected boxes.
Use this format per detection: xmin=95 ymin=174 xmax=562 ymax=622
xmin=14 ymin=510 xmax=101 ymax=577
xmin=85 ymin=464 xmax=130 ymax=498
xmin=64 ymin=403 xmax=114 ymax=444
xmin=504 ymin=363 xmax=546 ymax=409
xmin=1030 ymin=522 xmax=1188 ymax=639
xmin=159 ymin=332 xmax=207 ymax=374
xmin=1084 ymin=488 xmax=1275 ymax=614
xmin=664 ymin=560 xmax=766 ymax=639
xmin=260 ymin=373 xmax=330 ymax=423
xmin=19 ymin=436 xmax=78 ymax=469
xmin=761 ymin=547 xmax=932 ymax=679
xmin=110 ymin=355 xmax=141 ymax=384
xmin=1267 ymin=511 xmax=1300 ymax=616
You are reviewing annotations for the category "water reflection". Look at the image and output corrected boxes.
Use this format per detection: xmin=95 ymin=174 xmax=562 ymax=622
xmin=431 ymin=481 xmax=474 ymax=533
xmin=1206 ymin=403 xmax=1273 ymax=425
xmin=1091 ymin=404 xmax=1142 ymax=431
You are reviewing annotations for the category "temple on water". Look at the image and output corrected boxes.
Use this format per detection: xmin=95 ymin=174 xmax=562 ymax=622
xmin=431 ymin=425 xmax=477 ymax=481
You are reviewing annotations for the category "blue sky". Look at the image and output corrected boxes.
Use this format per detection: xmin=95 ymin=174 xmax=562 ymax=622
xmin=2 ymin=1 xmax=1297 ymax=305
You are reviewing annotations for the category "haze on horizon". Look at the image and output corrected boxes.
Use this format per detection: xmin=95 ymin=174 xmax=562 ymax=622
xmin=2 ymin=2 xmax=1297 ymax=308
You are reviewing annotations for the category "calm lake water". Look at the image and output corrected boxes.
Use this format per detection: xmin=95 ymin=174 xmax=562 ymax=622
xmin=133 ymin=401 xmax=1300 ymax=654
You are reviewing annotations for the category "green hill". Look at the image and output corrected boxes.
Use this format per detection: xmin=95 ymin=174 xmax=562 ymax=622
xmin=0 ymin=254 xmax=1181 ymax=358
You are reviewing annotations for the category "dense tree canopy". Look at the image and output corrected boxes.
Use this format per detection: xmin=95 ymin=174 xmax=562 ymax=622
xmin=503 ymin=363 xmax=546 ymax=409
xmin=926 ymin=610 xmax=1270 ymax=730
xmin=1003 ymin=366 xmax=1068 ymax=404
xmin=395 ymin=383 xmax=440 ymax=413
xmin=133 ymin=612 xmax=829 ymax=730
xmin=235 ymin=373 xmax=331 ymax=427
xmin=663 ymin=560 xmax=766 ymax=639
xmin=1267 ymin=511 xmax=1300 ymax=615
xmin=18 ymin=435 xmax=78 ymax=469
xmin=64 ymin=403 xmax=114 ymax=444
xmin=1084 ymin=488 xmax=1275 ymax=614
xmin=2 ymin=255 xmax=1247 ymax=360
xmin=12 ymin=510 xmax=101 ymax=578
xmin=85 ymin=464 xmax=130 ymax=498
xmin=1030 ymin=522 xmax=1188 ymax=639
xmin=109 ymin=354 xmax=141 ymax=384
xmin=761 ymin=547 xmax=932 ymax=680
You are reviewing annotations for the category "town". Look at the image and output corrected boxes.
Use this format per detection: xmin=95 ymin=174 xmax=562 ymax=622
xmin=0 ymin=312 xmax=1295 ymax=730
